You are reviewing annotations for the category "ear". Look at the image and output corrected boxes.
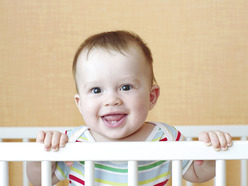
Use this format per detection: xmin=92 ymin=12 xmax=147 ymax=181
xmin=149 ymin=85 xmax=160 ymax=110
xmin=74 ymin=94 xmax=82 ymax=113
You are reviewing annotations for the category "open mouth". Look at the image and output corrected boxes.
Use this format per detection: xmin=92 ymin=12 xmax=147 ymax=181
xmin=101 ymin=114 xmax=127 ymax=128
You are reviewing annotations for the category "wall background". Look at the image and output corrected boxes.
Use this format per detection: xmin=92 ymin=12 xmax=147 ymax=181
xmin=0 ymin=1 xmax=247 ymax=186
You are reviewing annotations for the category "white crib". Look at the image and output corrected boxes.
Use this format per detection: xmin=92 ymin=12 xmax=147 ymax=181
xmin=0 ymin=125 xmax=247 ymax=186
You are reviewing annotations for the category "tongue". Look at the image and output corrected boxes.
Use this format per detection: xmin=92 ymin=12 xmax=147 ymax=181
xmin=103 ymin=114 xmax=125 ymax=122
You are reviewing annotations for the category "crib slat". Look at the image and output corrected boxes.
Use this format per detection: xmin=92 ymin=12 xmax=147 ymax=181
xmin=42 ymin=161 xmax=52 ymax=186
xmin=0 ymin=161 xmax=9 ymax=186
xmin=241 ymin=137 xmax=247 ymax=186
xmin=85 ymin=161 xmax=95 ymax=186
xmin=172 ymin=160 xmax=182 ymax=186
xmin=22 ymin=138 xmax=29 ymax=186
xmin=23 ymin=160 xmax=28 ymax=186
xmin=215 ymin=160 xmax=226 ymax=186
xmin=128 ymin=161 xmax=138 ymax=186
xmin=241 ymin=159 xmax=247 ymax=186
xmin=185 ymin=137 xmax=193 ymax=186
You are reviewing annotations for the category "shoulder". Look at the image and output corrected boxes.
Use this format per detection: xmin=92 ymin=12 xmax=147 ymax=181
xmin=152 ymin=122 xmax=185 ymax=141
xmin=65 ymin=125 xmax=89 ymax=142
xmin=65 ymin=125 xmax=84 ymax=137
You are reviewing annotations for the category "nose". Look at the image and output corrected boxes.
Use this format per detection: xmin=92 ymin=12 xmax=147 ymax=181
xmin=104 ymin=93 xmax=122 ymax=107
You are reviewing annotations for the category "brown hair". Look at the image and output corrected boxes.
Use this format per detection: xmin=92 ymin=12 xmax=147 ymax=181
xmin=72 ymin=30 xmax=156 ymax=92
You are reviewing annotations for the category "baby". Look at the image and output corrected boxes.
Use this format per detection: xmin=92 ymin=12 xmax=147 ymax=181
xmin=27 ymin=30 xmax=232 ymax=186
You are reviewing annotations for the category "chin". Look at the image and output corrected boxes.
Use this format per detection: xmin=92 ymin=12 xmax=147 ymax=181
xmin=105 ymin=133 xmax=129 ymax=141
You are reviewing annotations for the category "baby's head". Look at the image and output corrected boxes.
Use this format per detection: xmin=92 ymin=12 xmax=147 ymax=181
xmin=72 ymin=30 xmax=157 ymax=93
xmin=72 ymin=31 xmax=160 ymax=141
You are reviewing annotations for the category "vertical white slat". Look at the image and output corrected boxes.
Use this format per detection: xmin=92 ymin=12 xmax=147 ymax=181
xmin=172 ymin=160 xmax=182 ymax=186
xmin=41 ymin=161 xmax=52 ymax=186
xmin=241 ymin=159 xmax=247 ymax=186
xmin=186 ymin=137 xmax=193 ymax=186
xmin=85 ymin=161 xmax=95 ymax=186
xmin=23 ymin=159 xmax=28 ymax=186
xmin=0 ymin=139 xmax=8 ymax=186
xmin=22 ymin=138 xmax=29 ymax=186
xmin=241 ymin=137 xmax=247 ymax=186
xmin=0 ymin=161 xmax=9 ymax=186
xmin=215 ymin=160 xmax=226 ymax=186
xmin=128 ymin=161 xmax=138 ymax=186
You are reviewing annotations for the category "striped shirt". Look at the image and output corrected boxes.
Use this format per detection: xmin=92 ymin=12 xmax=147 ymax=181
xmin=55 ymin=122 xmax=192 ymax=186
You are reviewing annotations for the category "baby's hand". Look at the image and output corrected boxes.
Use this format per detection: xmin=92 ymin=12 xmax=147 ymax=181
xmin=36 ymin=130 xmax=73 ymax=167
xmin=194 ymin=130 xmax=232 ymax=166
xmin=36 ymin=130 xmax=68 ymax=152
xmin=198 ymin=130 xmax=233 ymax=151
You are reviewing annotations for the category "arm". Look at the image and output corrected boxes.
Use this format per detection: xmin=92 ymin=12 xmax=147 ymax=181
xmin=26 ymin=130 xmax=69 ymax=186
xmin=183 ymin=130 xmax=232 ymax=183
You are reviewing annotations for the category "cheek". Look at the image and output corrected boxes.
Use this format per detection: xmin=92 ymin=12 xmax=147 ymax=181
xmin=130 ymin=98 xmax=150 ymax=126
xmin=129 ymin=93 xmax=150 ymax=112
xmin=79 ymin=99 xmax=98 ymax=118
xmin=81 ymin=107 xmax=97 ymax=127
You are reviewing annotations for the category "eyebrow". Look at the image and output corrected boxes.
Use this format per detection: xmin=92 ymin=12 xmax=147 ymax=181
xmin=117 ymin=76 xmax=141 ymax=84
xmin=83 ymin=80 xmax=101 ymax=89
xmin=82 ymin=77 xmax=141 ymax=88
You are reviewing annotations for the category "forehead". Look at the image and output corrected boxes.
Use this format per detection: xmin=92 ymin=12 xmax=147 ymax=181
xmin=77 ymin=45 xmax=149 ymax=70
xmin=75 ymin=46 xmax=152 ymax=83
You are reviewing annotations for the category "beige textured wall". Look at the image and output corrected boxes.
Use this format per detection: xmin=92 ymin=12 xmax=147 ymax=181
xmin=0 ymin=1 xmax=247 ymax=186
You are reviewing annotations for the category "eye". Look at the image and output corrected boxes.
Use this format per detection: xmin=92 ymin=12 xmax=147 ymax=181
xmin=91 ymin=87 xmax=102 ymax=94
xmin=120 ymin=84 xmax=132 ymax=91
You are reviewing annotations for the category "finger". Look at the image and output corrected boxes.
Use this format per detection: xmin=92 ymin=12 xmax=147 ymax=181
xmin=36 ymin=131 xmax=46 ymax=143
xmin=59 ymin=134 xmax=69 ymax=148
xmin=198 ymin=131 xmax=212 ymax=146
xmin=215 ymin=131 xmax=228 ymax=150
xmin=224 ymin=132 xmax=233 ymax=147
xmin=208 ymin=131 xmax=221 ymax=151
xmin=44 ymin=131 xmax=53 ymax=151
xmin=51 ymin=131 xmax=61 ymax=152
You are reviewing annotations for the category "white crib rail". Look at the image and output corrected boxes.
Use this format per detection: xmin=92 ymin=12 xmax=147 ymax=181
xmin=0 ymin=125 xmax=248 ymax=186
xmin=0 ymin=141 xmax=248 ymax=186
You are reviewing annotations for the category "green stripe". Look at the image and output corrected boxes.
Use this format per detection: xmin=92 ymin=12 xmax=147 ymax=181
xmin=79 ymin=161 xmax=127 ymax=173
xmin=80 ymin=161 xmax=167 ymax=173
xmin=95 ymin=164 xmax=128 ymax=173
xmin=138 ymin=161 xmax=167 ymax=171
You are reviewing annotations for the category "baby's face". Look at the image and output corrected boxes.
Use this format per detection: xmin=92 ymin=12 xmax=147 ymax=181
xmin=75 ymin=46 xmax=155 ymax=141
